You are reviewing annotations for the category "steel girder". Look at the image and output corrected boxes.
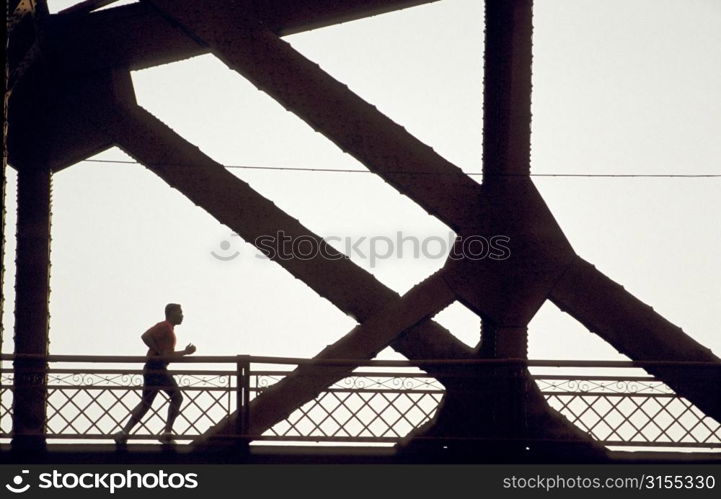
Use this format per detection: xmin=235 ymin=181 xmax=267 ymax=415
xmin=550 ymin=258 xmax=720 ymax=418
xmin=48 ymin=0 xmax=441 ymax=74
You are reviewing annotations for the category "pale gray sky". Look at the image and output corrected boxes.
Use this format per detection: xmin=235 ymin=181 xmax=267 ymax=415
xmin=3 ymin=0 xmax=720 ymax=365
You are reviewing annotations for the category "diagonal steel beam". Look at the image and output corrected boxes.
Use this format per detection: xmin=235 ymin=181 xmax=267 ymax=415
xmin=241 ymin=269 xmax=455 ymax=437
xmin=253 ymin=0 xmax=442 ymax=36
xmin=105 ymin=96 xmax=463 ymax=333
xmin=49 ymin=0 xmax=440 ymax=73
xmin=147 ymin=0 xmax=485 ymax=232
xmin=105 ymin=94 xmax=471 ymax=357
xmin=549 ymin=256 xmax=721 ymax=421
xmin=105 ymin=110 xmax=393 ymax=324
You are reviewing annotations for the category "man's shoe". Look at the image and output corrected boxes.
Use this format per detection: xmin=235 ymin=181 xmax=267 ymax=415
xmin=158 ymin=431 xmax=175 ymax=444
xmin=113 ymin=430 xmax=129 ymax=445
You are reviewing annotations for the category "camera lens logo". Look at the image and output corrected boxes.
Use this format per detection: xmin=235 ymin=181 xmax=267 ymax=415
xmin=5 ymin=470 xmax=30 ymax=494
xmin=211 ymin=234 xmax=240 ymax=261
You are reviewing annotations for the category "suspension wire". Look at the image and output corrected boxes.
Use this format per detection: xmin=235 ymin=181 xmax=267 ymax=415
xmin=80 ymin=159 xmax=721 ymax=178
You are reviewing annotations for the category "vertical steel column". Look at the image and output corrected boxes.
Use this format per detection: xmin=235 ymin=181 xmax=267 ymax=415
xmin=480 ymin=0 xmax=534 ymax=359
xmin=12 ymin=162 xmax=52 ymax=452
xmin=2 ymin=27 xmax=8 ymax=360
xmin=482 ymin=0 xmax=533 ymax=180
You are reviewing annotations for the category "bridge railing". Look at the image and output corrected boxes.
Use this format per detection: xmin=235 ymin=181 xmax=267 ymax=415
xmin=1 ymin=355 xmax=719 ymax=450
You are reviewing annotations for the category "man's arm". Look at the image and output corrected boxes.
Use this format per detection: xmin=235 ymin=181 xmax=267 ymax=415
xmin=167 ymin=344 xmax=196 ymax=358
xmin=142 ymin=331 xmax=196 ymax=358
xmin=141 ymin=329 xmax=163 ymax=355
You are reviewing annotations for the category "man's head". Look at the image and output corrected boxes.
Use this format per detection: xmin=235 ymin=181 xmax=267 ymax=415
xmin=165 ymin=303 xmax=183 ymax=325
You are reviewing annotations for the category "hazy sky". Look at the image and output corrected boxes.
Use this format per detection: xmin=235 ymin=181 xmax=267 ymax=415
xmin=3 ymin=0 xmax=720 ymax=366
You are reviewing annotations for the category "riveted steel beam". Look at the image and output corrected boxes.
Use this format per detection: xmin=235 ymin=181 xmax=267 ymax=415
xmin=550 ymin=257 xmax=721 ymax=421
xmin=146 ymin=0 xmax=486 ymax=232
xmin=49 ymin=0 xmax=440 ymax=73
xmin=483 ymin=0 xmax=533 ymax=180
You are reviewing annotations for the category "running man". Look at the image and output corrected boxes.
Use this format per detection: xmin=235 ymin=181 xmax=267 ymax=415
xmin=114 ymin=303 xmax=196 ymax=444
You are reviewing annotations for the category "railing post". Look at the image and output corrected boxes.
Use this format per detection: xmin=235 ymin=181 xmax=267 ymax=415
xmin=235 ymin=355 xmax=250 ymax=452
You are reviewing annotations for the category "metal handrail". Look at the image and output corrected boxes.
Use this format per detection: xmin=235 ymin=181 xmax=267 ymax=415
xmin=2 ymin=353 xmax=719 ymax=368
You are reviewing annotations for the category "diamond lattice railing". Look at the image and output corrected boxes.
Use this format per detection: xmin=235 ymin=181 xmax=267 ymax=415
xmin=537 ymin=376 xmax=721 ymax=448
xmin=38 ymin=370 xmax=235 ymax=441
xmin=0 ymin=359 xmax=718 ymax=449
xmin=260 ymin=372 xmax=444 ymax=442
xmin=0 ymin=372 xmax=14 ymax=437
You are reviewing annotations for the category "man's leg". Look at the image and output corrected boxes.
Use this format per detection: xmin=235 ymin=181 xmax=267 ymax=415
xmin=161 ymin=372 xmax=183 ymax=439
xmin=124 ymin=386 xmax=159 ymax=433
xmin=114 ymin=376 xmax=160 ymax=444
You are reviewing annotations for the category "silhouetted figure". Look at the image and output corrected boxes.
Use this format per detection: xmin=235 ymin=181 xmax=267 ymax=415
xmin=114 ymin=303 xmax=196 ymax=444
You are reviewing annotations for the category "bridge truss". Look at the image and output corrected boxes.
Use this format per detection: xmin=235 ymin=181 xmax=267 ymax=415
xmin=4 ymin=0 xmax=720 ymax=460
